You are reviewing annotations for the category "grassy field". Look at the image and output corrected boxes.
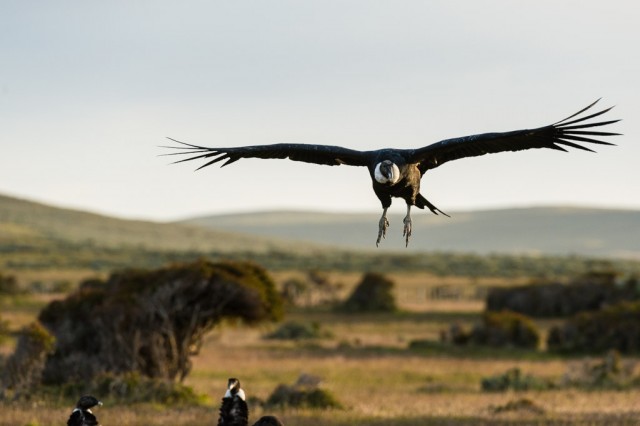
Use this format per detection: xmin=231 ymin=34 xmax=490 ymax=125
xmin=2 ymin=271 xmax=640 ymax=425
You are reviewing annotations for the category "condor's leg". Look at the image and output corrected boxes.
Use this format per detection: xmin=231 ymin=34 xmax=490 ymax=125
xmin=376 ymin=207 xmax=389 ymax=247
xmin=403 ymin=204 xmax=412 ymax=247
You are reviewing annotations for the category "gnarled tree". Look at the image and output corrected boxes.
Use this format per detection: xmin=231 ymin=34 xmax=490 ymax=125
xmin=38 ymin=260 xmax=283 ymax=385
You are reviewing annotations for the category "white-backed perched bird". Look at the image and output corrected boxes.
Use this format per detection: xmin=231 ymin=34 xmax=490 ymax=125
xmin=67 ymin=395 xmax=102 ymax=426
xmin=218 ymin=378 xmax=249 ymax=426
xmin=165 ymin=100 xmax=620 ymax=247
xmin=216 ymin=377 xmax=285 ymax=426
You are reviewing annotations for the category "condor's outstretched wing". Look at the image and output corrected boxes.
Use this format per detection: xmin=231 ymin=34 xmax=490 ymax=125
xmin=163 ymin=139 xmax=372 ymax=169
xmin=409 ymin=99 xmax=620 ymax=173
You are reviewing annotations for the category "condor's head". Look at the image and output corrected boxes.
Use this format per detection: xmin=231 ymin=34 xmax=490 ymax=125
xmin=374 ymin=160 xmax=401 ymax=185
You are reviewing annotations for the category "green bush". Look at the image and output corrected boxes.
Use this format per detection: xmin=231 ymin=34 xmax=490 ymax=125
xmin=36 ymin=259 xmax=283 ymax=386
xmin=0 ymin=272 xmax=21 ymax=296
xmin=489 ymin=398 xmax=545 ymax=415
xmin=0 ymin=315 xmax=10 ymax=344
xmin=0 ymin=322 xmax=55 ymax=399
xmin=446 ymin=310 xmax=540 ymax=349
xmin=486 ymin=272 xmax=639 ymax=317
xmin=92 ymin=372 xmax=207 ymax=405
xmin=481 ymin=368 xmax=553 ymax=392
xmin=266 ymin=385 xmax=342 ymax=409
xmin=561 ymin=350 xmax=639 ymax=389
xmin=266 ymin=321 xmax=331 ymax=340
xmin=548 ymin=301 xmax=640 ymax=354
xmin=339 ymin=272 xmax=396 ymax=313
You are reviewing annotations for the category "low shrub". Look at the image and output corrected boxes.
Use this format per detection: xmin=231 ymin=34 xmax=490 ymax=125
xmin=338 ymin=272 xmax=396 ymax=313
xmin=0 ymin=272 xmax=21 ymax=296
xmin=445 ymin=310 xmax=540 ymax=349
xmin=266 ymin=385 xmax=342 ymax=409
xmin=92 ymin=372 xmax=207 ymax=405
xmin=561 ymin=350 xmax=638 ymax=389
xmin=266 ymin=321 xmax=331 ymax=340
xmin=481 ymin=368 xmax=553 ymax=392
xmin=0 ymin=322 xmax=55 ymax=400
xmin=32 ymin=259 xmax=283 ymax=387
xmin=490 ymin=398 xmax=545 ymax=415
xmin=548 ymin=301 xmax=640 ymax=354
xmin=487 ymin=272 xmax=639 ymax=317
xmin=0 ymin=315 xmax=10 ymax=344
xmin=265 ymin=374 xmax=342 ymax=409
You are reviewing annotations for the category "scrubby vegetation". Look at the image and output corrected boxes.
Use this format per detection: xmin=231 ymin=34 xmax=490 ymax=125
xmin=0 ymin=315 xmax=10 ymax=344
xmin=72 ymin=372 xmax=207 ymax=405
xmin=444 ymin=310 xmax=540 ymax=349
xmin=481 ymin=367 xmax=553 ymax=392
xmin=489 ymin=398 xmax=546 ymax=415
xmin=547 ymin=300 xmax=640 ymax=354
xmin=0 ymin=322 xmax=56 ymax=399
xmin=560 ymin=350 xmax=639 ymax=389
xmin=264 ymin=375 xmax=342 ymax=410
xmin=266 ymin=321 xmax=332 ymax=340
xmin=0 ymin=272 xmax=21 ymax=296
xmin=1 ymin=260 xmax=283 ymax=404
xmin=481 ymin=351 xmax=640 ymax=394
xmin=487 ymin=272 xmax=640 ymax=317
xmin=339 ymin=272 xmax=397 ymax=312
xmin=5 ymin=257 xmax=640 ymax=424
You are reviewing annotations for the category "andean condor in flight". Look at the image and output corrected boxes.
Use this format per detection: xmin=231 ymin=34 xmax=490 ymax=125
xmin=165 ymin=100 xmax=620 ymax=247
xmin=67 ymin=395 xmax=102 ymax=426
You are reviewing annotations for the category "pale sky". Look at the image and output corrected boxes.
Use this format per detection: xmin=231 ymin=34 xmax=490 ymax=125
xmin=2 ymin=1 xmax=638 ymax=221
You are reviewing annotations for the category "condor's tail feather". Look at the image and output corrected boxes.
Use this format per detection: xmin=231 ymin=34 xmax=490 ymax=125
xmin=416 ymin=194 xmax=450 ymax=217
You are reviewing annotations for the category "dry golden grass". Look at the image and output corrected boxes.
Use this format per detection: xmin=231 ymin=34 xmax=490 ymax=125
xmin=3 ymin=270 xmax=640 ymax=425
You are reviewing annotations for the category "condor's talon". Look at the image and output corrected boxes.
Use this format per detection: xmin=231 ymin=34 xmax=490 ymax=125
xmin=376 ymin=208 xmax=389 ymax=247
xmin=403 ymin=205 xmax=413 ymax=247
xmin=403 ymin=217 xmax=412 ymax=247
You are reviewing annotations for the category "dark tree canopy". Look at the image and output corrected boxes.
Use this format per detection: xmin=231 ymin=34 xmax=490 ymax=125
xmin=38 ymin=260 xmax=283 ymax=385
xmin=340 ymin=272 xmax=397 ymax=312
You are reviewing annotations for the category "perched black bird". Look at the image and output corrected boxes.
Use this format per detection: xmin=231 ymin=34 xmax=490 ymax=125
xmin=216 ymin=378 xmax=285 ymax=426
xmin=67 ymin=395 xmax=102 ymax=426
xmin=165 ymin=100 xmax=619 ymax=247
xmin=217 ymin=378 xmax=249 ymax=426
xmin=253 ymin=416 xmax=284 ymax=426
xmin=252 ymin=415 xmax=285 ymax=426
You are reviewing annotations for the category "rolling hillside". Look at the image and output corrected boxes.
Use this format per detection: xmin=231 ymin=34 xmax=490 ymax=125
xmin=180 ymin=207 xmax=640 ymax=259
xmin=1 ymin=192 xmax=638 ymax=270
xmin=0 ymin=193 xmax=318 ymax=254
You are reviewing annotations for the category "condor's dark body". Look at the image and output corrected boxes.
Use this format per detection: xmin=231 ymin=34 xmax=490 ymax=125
xmin=165 ymin=100 xmax=620 ymax=247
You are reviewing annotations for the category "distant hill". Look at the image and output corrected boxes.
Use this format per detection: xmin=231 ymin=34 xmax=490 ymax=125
xmin=0 ymin=193 xmax=318 ymax=254
xmin=1 ymin=192 xmax=638 ymax=269
xmin=180 ymin=207 xmax=640 ymax=259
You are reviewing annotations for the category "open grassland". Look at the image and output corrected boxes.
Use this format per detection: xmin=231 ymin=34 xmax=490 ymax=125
xmin=2 ymin=271 xmax=640 ymax=425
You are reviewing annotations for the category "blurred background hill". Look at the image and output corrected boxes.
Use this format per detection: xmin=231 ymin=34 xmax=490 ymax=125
xmin=180 ymin=207 xmax=640 ymax=258
xmin=2 ymin=192 xmax=639 ymax=260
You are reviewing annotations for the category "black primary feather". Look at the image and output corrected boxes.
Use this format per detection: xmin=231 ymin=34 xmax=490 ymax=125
xmin=410 ymin=99 xmax=620 ymax=172
xmin=163 ymin=100 xmax=619 ymax=173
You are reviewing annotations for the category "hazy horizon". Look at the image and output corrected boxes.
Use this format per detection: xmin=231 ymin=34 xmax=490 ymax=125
xmin=3 ymin=190 xmax=639 ymax=224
